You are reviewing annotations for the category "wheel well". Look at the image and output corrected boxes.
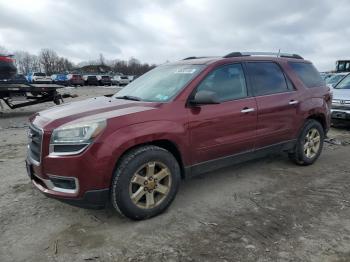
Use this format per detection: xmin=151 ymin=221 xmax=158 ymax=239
xmin=115 ymin=140 xmax=185 ymax=179
xmin=307 ymin=114 xmax=326 ymax=131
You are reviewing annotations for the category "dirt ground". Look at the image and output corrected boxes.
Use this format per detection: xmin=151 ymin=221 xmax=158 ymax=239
xmin=1 ymin=86 xmax=350 ymax=262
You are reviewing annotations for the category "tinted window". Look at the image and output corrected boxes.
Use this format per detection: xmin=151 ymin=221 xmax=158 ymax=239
xmin=247 ymin=62 xmax=289 ymax=96
xmin=196 ymin=64 xmax=247 ymax=102
xmin=289 ymin=62 xmax=324 ymax=88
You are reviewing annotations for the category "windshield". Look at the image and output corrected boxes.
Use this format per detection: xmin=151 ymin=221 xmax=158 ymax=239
xmin=326 ymin=74 xmax=346 ymax=85
xmin=114 ymin=64 xmax=205 ymax=102
xmin=335 ymin=74 xmax=350 ymax=89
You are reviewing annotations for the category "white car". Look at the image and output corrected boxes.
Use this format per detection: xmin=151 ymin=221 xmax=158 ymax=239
xmin=27 ymin=72 xmax=52 ymax=84
xmin=111 ymin=74 xmax=130 ymax=86
xmin=128 ymin=75 xmax=136 ymax=82
xmin=326 ymin=72 xmax=349 ymax=88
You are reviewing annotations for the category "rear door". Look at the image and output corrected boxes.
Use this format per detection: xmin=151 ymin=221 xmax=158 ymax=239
xmin=245 ymin=61 xmax=300 ymax=148
xmin=188 ymin=63 xmax=257 ymax=164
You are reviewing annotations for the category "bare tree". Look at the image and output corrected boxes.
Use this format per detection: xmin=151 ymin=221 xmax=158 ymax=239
xmin=111 ymin=58 xmax=155 ymax=76
xmin=14 ymin=51 xmax=41 ymax=74
xmin=39 ymin=49 xmax=59 ymax=75
xmin=99 ymin=53 xmax=105 ymax=65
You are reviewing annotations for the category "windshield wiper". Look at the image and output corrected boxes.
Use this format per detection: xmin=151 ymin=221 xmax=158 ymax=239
xmin=115 ymin=95 xmax=142 ymax=101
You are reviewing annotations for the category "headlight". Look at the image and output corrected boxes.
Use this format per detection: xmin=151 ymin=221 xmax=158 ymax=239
xmin=50 ymin=119 xmax=106 ymax=155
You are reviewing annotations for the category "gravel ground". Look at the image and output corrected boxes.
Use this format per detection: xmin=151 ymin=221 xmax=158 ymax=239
xmin=1 ymin=86 xmax=350 ymax=262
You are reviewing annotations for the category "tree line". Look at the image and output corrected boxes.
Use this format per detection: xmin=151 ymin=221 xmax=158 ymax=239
xmin=1 ymin=46 xmax=156 ymax=76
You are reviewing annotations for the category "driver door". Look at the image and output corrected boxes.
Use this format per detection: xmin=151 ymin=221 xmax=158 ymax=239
xmin=188 ymin=63 xmax=257 ymax=165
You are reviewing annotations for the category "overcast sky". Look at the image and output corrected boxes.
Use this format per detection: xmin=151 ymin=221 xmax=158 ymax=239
xmin=0 ymin=0 xmax=349 ymax=70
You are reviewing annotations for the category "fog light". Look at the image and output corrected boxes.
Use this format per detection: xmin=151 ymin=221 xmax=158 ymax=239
xmin=50 ymin=176 xmax=76 ymax=190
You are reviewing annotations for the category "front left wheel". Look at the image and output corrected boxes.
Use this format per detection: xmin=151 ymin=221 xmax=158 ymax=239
xmin=111 ymin=146 xmax=181 ymax=220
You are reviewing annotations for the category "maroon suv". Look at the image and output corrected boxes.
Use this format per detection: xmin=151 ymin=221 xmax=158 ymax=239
xmin=26 ymin=52 xmax=331 ymax=220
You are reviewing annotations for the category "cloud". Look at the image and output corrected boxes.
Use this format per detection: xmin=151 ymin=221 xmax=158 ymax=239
xmin=0 ymin=0 xmax=349 ymax=70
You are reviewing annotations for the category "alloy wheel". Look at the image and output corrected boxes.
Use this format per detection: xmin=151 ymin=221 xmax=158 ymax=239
xmin=129 ymin=161 xmax=172 ymax=209
xmin=304 ymin=128 xmax=321 ymax=159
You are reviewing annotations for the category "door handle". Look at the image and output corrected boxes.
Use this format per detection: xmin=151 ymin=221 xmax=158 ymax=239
xmin=241 ymin=108 xmax=255 ymax=113
xmin=289 ymin=100 xmax=299 ymax=105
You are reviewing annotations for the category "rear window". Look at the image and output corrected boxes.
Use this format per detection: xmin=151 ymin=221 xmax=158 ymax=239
xmin=246 ymin=62 xmax=290 ymax=96
xmin=289 ymin=62 xmax=324 ymax=88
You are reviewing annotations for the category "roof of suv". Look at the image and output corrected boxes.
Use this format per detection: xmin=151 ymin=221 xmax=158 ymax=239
xmin=172 ymin=52 xmax=309 ymax=65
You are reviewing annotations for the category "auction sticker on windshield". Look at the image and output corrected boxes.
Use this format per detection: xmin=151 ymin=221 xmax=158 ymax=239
xmin=174 ymin=68 xmax=197 ymax=74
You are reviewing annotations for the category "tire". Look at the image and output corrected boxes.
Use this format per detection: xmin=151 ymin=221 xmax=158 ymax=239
xmin=289 ymin=119 xmax=324 ymax=166
xmin=111 ymin=145 xmax=181 ymax=220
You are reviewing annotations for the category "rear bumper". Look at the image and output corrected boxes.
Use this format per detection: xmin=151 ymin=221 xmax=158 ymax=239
xmin=70 ymin=80 xmax=84 ymax=85
xmin=33 ymin=79 xmax=52 ymax=84
xmin=53 ymin=80 xmax=68 ymax=85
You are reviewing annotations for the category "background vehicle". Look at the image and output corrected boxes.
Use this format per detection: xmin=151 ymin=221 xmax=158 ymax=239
xmin=111 ymin=74 xmax=129 ymax=86
xmin=336 ymin=60 xmax=350 ymax=72
xmin=1 ymin=65 xmax=75 ymax=109
xmin=83 ymin=75 xmax=99 ymax=85
xmin=51 ymin=74 xmax=68 ymax=86
xmin=97 ymin=75 xmax=112 ymax=86
xmin=331 ymin=73 xmax=350 ymax=125
xmin=128 ymin=75 xmax=135 ymax=82
xmin=27 ymin=72 xmax=52 ymax=84
xmin=0 ymin=54 xmax=17 ymax=80
xmin=11 ymin=74 xmax=28 ymax=84
xmin=326 ymin=72 xmax=348 ymax=88
xmin=320 ymin=72 xmax=333 ymax=80
xmin=26 ymin=52 xmax=330 ymax=220
xmin=67 ymin=74 xmax=84 ymax=86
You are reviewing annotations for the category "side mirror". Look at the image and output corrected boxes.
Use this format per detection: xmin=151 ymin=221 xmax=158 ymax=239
xmin=190 ymin=90 xmax=220 ymax=105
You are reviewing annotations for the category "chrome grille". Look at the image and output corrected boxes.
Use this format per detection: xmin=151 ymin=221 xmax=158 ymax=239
xmin=28 ymin=124 xmax=43 ymax=163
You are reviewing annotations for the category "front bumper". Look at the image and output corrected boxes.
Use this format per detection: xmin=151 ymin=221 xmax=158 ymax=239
xmin=331 ymin=108 xmax=350 ymax=120
xmin=26 ymin=157 xmax=109 ymax=209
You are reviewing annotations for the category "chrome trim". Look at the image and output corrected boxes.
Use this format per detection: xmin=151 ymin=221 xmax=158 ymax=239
xmin=33 ymin=173 xmax=79 ymax=194
xmin=241 ymin=108 xmax=255 ymax=113
xmin=331 ymin=109 xmax=350 ymax=114
xmin=27 ymin=145 xmax=40 ymax=166
xmin=332 ymin=99 xmax=350 ymax=106
xmin=27 ymin=123 xmax=44 ymax=164
xmin=289 ymin=100 xmax=299 ymax=105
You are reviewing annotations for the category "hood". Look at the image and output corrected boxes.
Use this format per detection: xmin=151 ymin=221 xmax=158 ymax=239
xmin=332 ymin=88 xmax=350 ymax=100
xmin=31 ymin=96 xmax=156 ymax=130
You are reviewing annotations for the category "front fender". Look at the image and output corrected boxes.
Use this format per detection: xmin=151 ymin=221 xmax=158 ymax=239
xmin=97 ymin=120 xmax=190 ymax=179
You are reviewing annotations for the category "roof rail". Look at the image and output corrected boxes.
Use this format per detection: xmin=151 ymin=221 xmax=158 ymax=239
xmin=183 ymin=56 xmax=198 ymax=60
xmin=182 ymin=56 xmax=213 ymax=60
xmin=223 ymin=52 xmax=303 ymax=59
